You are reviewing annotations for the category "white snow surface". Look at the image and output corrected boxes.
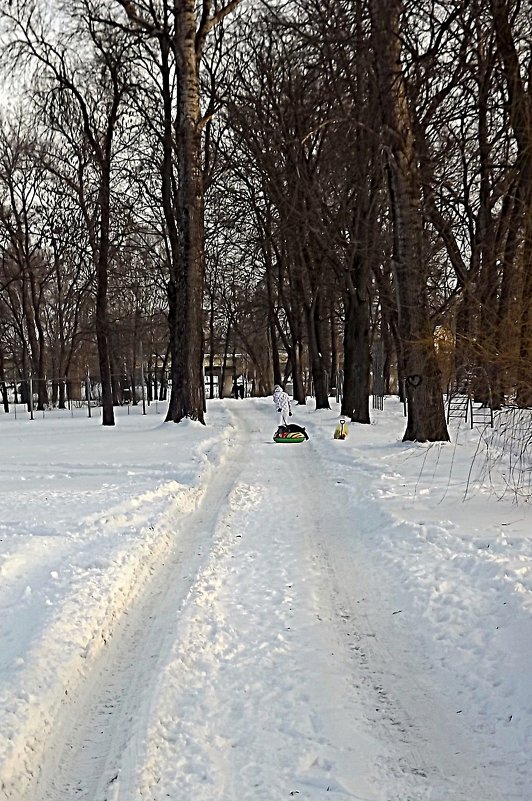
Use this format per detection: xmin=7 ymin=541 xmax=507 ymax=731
xmin=0 ymin=397 xmax=530 ymax=801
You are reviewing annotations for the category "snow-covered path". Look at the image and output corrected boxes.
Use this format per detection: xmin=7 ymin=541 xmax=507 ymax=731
xmin=29 ymin=417 xmax=250 ymax=801
xmin=1 ymin=398 xmax=530 ymax=800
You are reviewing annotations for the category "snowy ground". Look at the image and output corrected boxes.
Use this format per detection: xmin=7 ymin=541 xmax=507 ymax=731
xmin=0 ymin=396 xmax=530 ymax=801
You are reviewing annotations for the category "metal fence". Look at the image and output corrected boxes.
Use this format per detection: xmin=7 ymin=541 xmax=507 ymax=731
xmin=0 ymin=373 xmax=167 ymax=420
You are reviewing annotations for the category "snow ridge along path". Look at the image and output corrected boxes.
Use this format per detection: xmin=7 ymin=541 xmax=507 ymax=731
xmin=28 ymin=418 xmax=246 ymax=801
xmin=0 ymin=407 xmax=233 ymax=801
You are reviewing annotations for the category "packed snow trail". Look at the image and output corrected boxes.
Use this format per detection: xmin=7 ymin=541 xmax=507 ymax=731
xmin=12 ymin=401 xmax=509 ymax=800
xmin=0 ymin=408 xmax=231 ymax=801
xmin=24 ymin=421 xmax=247 ymax=801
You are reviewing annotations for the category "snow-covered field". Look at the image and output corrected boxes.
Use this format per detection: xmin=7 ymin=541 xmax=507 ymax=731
xmin=0 ymin=397 xmax=530 ymax=801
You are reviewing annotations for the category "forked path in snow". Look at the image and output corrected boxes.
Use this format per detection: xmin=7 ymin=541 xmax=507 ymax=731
xmin=29 ymin=403 xmax=501 ymax=801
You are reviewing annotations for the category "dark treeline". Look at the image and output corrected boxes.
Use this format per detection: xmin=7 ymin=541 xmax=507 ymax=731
xmin=0 ymin=0 xmax=531 ymax=441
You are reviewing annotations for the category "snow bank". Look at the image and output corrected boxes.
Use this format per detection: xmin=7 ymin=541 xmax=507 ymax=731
xmin=0 ymin=404 xmax=233 ymax=800
xmin=303 ymin=399 xmax=532 ymax=799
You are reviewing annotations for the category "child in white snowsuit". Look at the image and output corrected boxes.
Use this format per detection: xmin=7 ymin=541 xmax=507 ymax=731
xmin=273 ymin=384 xmax=292 ymax=426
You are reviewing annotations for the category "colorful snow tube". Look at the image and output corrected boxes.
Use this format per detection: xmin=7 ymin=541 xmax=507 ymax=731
xmin=273 ymin=429 xmax=306 ymax=443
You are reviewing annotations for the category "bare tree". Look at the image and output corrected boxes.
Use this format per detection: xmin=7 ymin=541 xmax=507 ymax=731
xmin=370 ymin=0 xmax=449 ymax=442
xmin=1 ymin=0 xmax=140 ymax=424
xmin=0 ymin=116 xmax=52 ymax=409
xmin=488 ymin=0 xmax=532 ymax=407
xmin=103 ymin=0 xmax=242 ymax=424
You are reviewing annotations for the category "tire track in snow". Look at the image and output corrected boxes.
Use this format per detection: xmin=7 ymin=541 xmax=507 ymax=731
xmin=304 ymin=412 xmax=505 ymax=801
xmin=0 ymin=480 xmax=193 ymax=677
xmin=123 ymin=400 xmax=500 ymax=801
xmin=23 ymin=419 xmax=248 ymax=801
xmin=125 ymin=404 xmax=388 ymax=801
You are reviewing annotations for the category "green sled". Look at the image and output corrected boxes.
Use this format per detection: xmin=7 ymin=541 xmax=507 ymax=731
xmin=273 ymin=430 xmax=306 ymax=444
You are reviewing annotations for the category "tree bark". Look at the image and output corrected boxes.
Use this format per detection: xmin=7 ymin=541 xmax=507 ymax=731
xmin=165 ymin=0 xmax=206 ymax=423
xmin=370 ymin=0 xmax=449 ymax=442
xmin=305 ymin=292 xmax=330 ymax=410
xmin=489 ymin=0 xmax=532 ymax=407
xmin=342 ymin=286 xmax=371 ymax=424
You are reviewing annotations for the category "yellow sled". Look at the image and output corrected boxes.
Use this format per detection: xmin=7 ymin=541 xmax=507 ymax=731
xmin=334 ymin=419 xmax=349 ymax=440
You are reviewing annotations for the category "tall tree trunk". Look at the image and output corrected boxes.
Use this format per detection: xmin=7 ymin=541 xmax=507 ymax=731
xmin=516 ymin=210 xmax=532 ymax=405
xmin=0 ymin=348 xmax=9 ymax=413
xmin=342 ymin=287 xmax=371 ymax=423
xmin=489 ymin=0 xmax=532 ymax=407
xmin=220 ymin=320 xmax=231 ymax=400
xmin=306 ymin=293 xmax=330 ymax=409
xmin=371 ymin=0 xmax=449 ymax=442
xmin=278 ymin=293 xmax=306 ymax=404
xmin=115 ymin=0 xmax=239 ymax=424
xmin=207 ymin=291 xmax=216 ymax=399
xmin=265 ymin=260 xmax=282 ymax=387
xmin=165 ymin=2 xmax=206 ymax=423
xmin=291 ymin=343 xmax=306 ymax=405
xmin=96 ymin=162 xmax=114 ymax=425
